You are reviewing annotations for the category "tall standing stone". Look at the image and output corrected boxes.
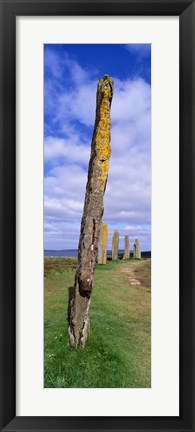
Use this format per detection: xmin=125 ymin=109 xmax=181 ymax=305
xmin=112 ymin=230 xmax=119 ymax=260
xmin=98 ymin=221 xmax=108 ymax=264
xmin=123 ymin=235 xmax=130 ymax=259
xmin=68 ymin=75 xmax=114 ymax=348
xmin=133 ymin=238 xmax=141 ymax=259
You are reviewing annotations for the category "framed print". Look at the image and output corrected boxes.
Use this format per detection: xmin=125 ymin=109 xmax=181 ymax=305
xmin=0 ymin=0 xmax=195 ymax=431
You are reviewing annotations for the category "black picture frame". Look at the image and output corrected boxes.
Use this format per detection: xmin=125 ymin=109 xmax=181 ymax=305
xmin=0 ymin=0 xmax=195 ymax=431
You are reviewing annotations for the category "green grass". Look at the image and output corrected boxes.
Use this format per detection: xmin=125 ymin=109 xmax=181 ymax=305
xmin=44 ymin=258 xmax=151 ymax=388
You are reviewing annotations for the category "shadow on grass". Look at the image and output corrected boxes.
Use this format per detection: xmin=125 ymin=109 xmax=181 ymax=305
xmin=67 ymin=286 xmax=74 ymax=325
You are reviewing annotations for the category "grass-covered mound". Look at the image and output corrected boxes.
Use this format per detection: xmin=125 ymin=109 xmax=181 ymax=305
xmin=44 ymin=257 xmax=151 ymax=388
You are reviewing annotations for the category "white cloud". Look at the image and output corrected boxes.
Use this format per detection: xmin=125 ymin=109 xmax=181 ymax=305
xmin=44 ymin=136 xmax=90 ymax=166
xmin=125 ymin=44 xmax=151 ymax=58
xmin=63 ymin=53 xmax=92 ymax=84
xmin=55 ymin=81 xmax=97 ymax=127
xmin=44 ymin=220 xmax=81 ymax=249
xmin=111 ymin=78 xmax=150 ymax=123
xmin=44 ymin=48 xmax=63 ymax=78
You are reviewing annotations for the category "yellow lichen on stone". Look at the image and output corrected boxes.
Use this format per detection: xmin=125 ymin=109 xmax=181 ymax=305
xmin=102 ymin=222 xmax=108 ymax=264
xmin=95 ymin=78 xmax=112 ymax=191
xmin=97 ymin=221 xmax=108 ymax=264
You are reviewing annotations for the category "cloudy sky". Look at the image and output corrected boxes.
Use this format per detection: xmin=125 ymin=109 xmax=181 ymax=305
xmin=44 ymin=44 xmax=151 ymax=251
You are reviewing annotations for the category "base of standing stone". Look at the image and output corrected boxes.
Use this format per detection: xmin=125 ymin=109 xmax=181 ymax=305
xmin=68 ymin=283 xmax=91 ymax=348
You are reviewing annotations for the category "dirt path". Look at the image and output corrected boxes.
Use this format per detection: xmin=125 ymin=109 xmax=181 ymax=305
xmin=114 ymin=259 xmax=151 ymax=289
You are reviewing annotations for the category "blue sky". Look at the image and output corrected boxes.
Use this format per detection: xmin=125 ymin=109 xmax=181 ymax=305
xmin=44 ymin=44 xmax=151 ymax=251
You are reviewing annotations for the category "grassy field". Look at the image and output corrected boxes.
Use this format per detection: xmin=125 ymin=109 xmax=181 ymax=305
xmin=44 ymin=257 xmax=151 ymax=388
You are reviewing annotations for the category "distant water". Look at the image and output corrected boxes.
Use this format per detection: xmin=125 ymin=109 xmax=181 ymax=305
xmin=44 ymin=249 xmax=151 ymax=258
xmin=45 ymin=249 xmax=131 ymax=258
xmin=44 ymin=250 xmax=78 ymax=257
xmin=44 ymin=249 xmax=113 ymax=257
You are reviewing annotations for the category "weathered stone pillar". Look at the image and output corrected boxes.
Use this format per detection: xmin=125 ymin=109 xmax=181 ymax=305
xmin=68 ymin=74 xmax=114 ymax=348
xmin=133 ymin=238 xmax=141 ymax=259
xmin=97 ymin=221 xmax=108 ymax=264
xmin=123 ymin=235 xmax=130 ymax=259
xmin=112 ymin=230 xmax=119 ymax=260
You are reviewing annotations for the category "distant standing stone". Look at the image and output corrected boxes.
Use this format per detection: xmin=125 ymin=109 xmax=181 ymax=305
xmin=98 ymin=222 xmax=108 ymax=264
xmin=112 ymin=230 xmax=119 ymax=260
xmin=133 ymin=238 xmax=141 ymax=259
xmin=123 ymin=235 xmax=130 ymax=259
